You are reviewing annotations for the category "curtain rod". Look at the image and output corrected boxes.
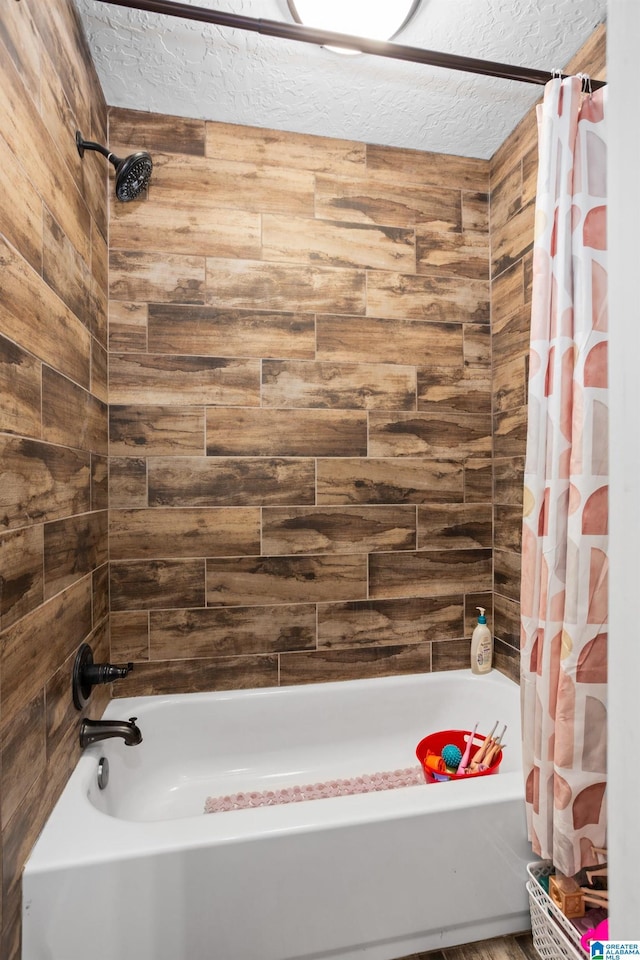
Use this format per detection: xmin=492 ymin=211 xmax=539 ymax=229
xmin=96 ymin=0 xmax=606 ymax=90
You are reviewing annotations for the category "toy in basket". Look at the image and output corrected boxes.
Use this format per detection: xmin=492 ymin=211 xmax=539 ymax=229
xmin=415 ymin=721 xmax=506 ymax=783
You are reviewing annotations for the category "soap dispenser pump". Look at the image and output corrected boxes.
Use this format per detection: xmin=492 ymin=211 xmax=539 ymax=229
xmin=470 ymin=607 xmax=493 ymax=675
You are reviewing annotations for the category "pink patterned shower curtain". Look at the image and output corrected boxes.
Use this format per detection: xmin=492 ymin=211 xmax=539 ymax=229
xmin=520 ymin=77 xmax=608 ymax=878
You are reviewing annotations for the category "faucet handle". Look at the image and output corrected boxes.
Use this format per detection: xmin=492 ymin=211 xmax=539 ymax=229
xmin=73 ymin=644 xmax=135 ymax=710
xmin=84 ymin=663 xmax=131 ymax=683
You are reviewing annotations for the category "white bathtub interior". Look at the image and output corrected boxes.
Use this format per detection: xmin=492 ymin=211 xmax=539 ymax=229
xmin=91 ymin=667 xmax=521 ymax=822
xmin=22 ymin=669 xmax=532 ymax=960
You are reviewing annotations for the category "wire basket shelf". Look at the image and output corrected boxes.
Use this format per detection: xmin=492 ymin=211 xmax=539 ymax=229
xmin=526 ymin=861 xmax=587 ymax=960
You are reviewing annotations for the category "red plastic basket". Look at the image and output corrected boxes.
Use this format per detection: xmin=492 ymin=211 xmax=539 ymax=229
xmin=415 ymin=728 xmax=503 ymax=783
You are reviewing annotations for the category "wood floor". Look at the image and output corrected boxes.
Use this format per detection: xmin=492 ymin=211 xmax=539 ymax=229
xmin=398 ymin=931 xmax=537 ymax=960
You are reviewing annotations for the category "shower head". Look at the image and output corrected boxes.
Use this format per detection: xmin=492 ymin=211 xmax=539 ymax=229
xmin=75 ymin=131 xmax=152 ymax=202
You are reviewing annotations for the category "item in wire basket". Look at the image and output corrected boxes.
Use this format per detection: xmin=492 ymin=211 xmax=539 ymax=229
xmin=570 ymin=909 xmax=607 ymax=937
xmin=579 ymin=918 xmax=608 ymax=952
xmin=549 ymin=874 xmax=585 ymax=919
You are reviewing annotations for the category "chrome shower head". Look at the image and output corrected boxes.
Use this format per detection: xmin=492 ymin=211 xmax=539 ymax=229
xmin=75 ymin=131 xmax=152 ymax=201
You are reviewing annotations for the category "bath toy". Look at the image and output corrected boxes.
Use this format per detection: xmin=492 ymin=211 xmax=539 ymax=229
xmin=456 ymin=722 xmax=478 ymax=774
xmin=441 ymin=744 xmax=462 ymax=770
xmin=484 ymin=739 xmax=506 ymax=767
xmin=423 ymin=752 xmax=446 ymax=774
xmin=549 ymin=874 xmax=585 ymax=919
xmin=469 ymin=722 xmax=507 ymax=772
xmin=468 ymin=722 xmax=496 ymax=771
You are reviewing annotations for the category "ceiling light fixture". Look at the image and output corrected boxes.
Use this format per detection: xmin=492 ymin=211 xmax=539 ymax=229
xmin=286 ymin=0 xmax=421 ymax=53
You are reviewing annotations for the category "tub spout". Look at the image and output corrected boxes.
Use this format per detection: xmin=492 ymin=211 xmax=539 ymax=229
xmin=79 ymin=717 xmax=143 ymax=749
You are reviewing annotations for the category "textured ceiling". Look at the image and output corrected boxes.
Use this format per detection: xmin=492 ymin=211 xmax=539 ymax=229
xmin=75 ymin=0 xmax=607 ymax=158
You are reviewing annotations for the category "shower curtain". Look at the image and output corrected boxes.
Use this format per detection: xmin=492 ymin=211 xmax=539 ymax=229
xmin=520 ymin=76 xmax=608 ymax=878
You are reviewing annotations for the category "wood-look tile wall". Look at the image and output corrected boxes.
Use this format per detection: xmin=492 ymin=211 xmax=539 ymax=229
xmin=107 ymin=108 xmax=493 ymax=697
xmin=489 ymin=25 xmax=607 ymax=681
xmin=0 ymin=1 xmax=109 ymax=954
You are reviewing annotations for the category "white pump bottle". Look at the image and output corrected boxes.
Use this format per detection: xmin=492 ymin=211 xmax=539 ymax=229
xmin=470 ymin=606 xmax=493 ymax=675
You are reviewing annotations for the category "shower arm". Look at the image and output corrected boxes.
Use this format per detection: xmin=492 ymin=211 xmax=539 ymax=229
xmin=94 ymin=0 xmax=606 ymax=90
xmin=76 ymin=131 xmax=119 ymax=167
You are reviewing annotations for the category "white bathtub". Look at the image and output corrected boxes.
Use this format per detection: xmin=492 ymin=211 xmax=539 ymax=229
xmin=22 ymin=669 xmax=531 ymax=960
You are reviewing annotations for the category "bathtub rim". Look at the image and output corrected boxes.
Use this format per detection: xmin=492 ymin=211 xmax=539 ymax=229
xmin=102 ymin=663 xmax=519 ymax=718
